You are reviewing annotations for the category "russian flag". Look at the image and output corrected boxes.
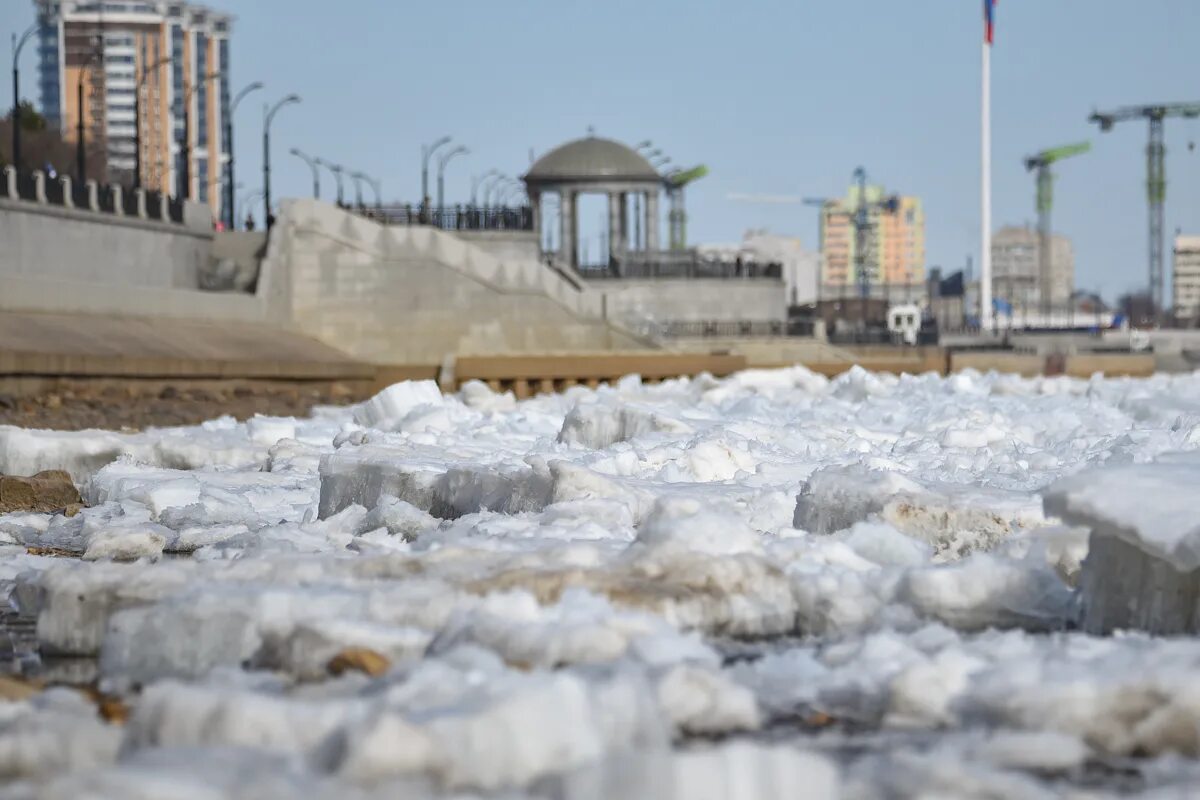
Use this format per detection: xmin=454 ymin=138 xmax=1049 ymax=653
xmin=984 ymin=0 xmax=997 ymax=45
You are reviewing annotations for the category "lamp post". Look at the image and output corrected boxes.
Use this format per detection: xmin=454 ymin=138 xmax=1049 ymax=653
xmin=313 ymin=157 xmax=344 ymax=206
xmin=635 ymin=142 xmax=665 ymax=252
xmin=11 ymin=23 xmax=38 ymax=170
xmin=487 ymin=176 xmax=513 ymax=210
xmin=420 ymin=135 xmax=451 ymax=206
xmin=348 ymin=170 xmax=374 ymax=208
xmin=223 ymin=80 xmax=263 ymax=228
xmin=134 ymin=55 xmax=172 ymax=190
xmin=238 ymin=187 xmax=262 ymax=228
xmin=436 ymin=145 xmax=468 ymax=213
xmin=76 ymin=44 xmax=103 ymax=183
xmin=350 ymin=172 xmax=380 ymax=210
xmin=503 ymin=178 xmax=526 ymax=205
xmin=347 ymin=170 xmax=369 ymax=208
xmin=470 ymin=169 xmax=500 ymax=206
xmin=179 ymin=70 xmax=220 ymax=200
xmin=481 ymin=172 xmax=507 ymax=210
xmin=289 ymin=147 xmax=320 ymax=198
xmin=262 ymin=93 xmax=300 ymax=228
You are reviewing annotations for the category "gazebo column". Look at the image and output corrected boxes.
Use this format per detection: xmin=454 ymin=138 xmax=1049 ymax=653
xmin=560 ymin=189 xmax=576 ymax=268
xmin=607 ymin=191 xmax=625 ymax=264
xmin=619 ymin=193 xmax=629 ymax=252
xmin=645 ymin=189 xmax=660 ymax=253
xmin=530 ymin=190 xmax=542 ymax=251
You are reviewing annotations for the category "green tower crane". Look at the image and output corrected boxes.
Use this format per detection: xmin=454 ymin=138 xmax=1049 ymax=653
xmin=1089 ymin=103 xmax=1200 ymax=318
xmin=664 ymin=165 xmax=708 ymax=250
xmin=1022 ymin=141 xmax=1090 ymax=316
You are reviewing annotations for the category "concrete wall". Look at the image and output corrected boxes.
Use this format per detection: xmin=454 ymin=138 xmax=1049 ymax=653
xmin=595 ymin=278 xmax=788 ymax=325
xmin=262 ymin=200 xmax=648 ymax=364
xmin=0 ymin=197 xmax=276 ymax=324
xmin=0 ymin=197 xmax=212 ymax=290
xmin=454 ymin=230 xmax=540 ymax=264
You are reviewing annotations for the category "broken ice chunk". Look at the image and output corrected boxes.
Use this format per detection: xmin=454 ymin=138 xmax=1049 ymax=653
xmin=1044 ymin=458 xmax=1200 ymax=634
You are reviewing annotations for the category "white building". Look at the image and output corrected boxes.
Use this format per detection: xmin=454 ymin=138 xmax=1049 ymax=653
xmin=1174 ymin=235 xmax=1200 ymax=321
xmin=698 ymin=229 xmax=819 ymax=305
xmin=991 ymin=224 xmax=1074 ymax=312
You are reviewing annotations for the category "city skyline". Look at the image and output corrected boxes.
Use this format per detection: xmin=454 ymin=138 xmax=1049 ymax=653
xmin=6 ymin=1 xmax=1200 ymax=301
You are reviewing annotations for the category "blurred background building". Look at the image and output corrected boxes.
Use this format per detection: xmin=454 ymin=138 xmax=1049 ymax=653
xmin=818 ymin=183 xmax=925 ymax=300
xmin=33 ymin=0 xmax=231 ymax=214
xmin=698 ymin=229 xmax=819 ymax=306
xmin=1174 ymin=235 xmax=1200 ymax=322
xmin=990 ymin=224 xmax=1074 ymax=313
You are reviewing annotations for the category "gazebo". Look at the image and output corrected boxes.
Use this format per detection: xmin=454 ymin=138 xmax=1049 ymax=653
xmin=522 ymin=136 xmax=662 ymax=271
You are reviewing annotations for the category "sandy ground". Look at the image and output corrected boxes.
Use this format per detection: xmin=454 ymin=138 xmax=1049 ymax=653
xmin=0 ymin=381 xmax=366 ymax=431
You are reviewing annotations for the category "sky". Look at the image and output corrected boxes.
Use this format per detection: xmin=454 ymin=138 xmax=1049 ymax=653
xmin=4 ymin=0 xmax=1200 ymax=301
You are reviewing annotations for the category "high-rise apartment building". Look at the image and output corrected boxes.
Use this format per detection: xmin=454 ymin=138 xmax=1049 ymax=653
xmin=1173 ymin=235 xmax=1200 ymax=320
xmin=33 ymin=0 xmax=231 ymax=216
xmin=990 ymin=225 xmax=1074 ymax=311
xmin=819 ymin=184 xmax=925 ymax=295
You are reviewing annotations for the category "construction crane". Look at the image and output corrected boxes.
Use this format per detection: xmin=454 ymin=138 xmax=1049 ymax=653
xmin=663 ymin=165 xmax=708 ymax=250
xmin=1022 ymin=141 xmax=1090 ymax=316
xmin=1089 ymin=103 xmax=1200 ymax=317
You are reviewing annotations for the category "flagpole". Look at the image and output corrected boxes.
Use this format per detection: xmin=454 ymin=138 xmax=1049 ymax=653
xmin=980 ymin=37 xmax=993 ymax=332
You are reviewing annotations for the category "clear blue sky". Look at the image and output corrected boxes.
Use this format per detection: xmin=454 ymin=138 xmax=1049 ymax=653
xmin=6 ymin=1 xmax=1200 ymax=299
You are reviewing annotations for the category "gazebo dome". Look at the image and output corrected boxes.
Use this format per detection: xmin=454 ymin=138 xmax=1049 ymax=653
xmin=524 ymin=137 xmax=660 ymax=185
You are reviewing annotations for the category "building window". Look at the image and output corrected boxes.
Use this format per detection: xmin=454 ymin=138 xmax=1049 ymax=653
xmin=195 ymin=33 xmax=208 ymax=147
xmin=218 ymin=39 xmax=230 ymax=155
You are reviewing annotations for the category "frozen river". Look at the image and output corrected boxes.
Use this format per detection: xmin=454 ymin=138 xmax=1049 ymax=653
xmin=1 ymin=366 xmax=1200 ymax=798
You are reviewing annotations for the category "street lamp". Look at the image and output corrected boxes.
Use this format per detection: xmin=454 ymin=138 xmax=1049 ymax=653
xmin=351 ymin=172 xmax=381 ymax=209
xmin=179 ymin=70 xmax=221 ymax=200
xmin=420 ymin=135 xmax=451 ymax=205
xmin=313 ymin=157 xmax=345 ymax=206
xmin=223 ymin=80 xmax=264 ymax=228
xmin=347 ymin=170 xmax=369 ymax=208
xmin=11 ymin=23 xmax=39 ymax=170
xmin=134 ymin=55 xmax=171 ymax=190
xmin=632 ymin=141 xmax=666 ymax=250
xmin=436 ymin=145 xmax=468 ymax=212
xmin=262 ymin=93 xmax=300 ymax=228
xmin=488 ymin=176 xmax=516 ymax=209
xmin=470 ymin=169 xmax=500 ymax=206
xmin=76 ymin=43 xmax=103 ymax=183
xmin=289 ymin=148 xmax=320 ymax=199
xmin=237 ymin=187 xmax=263 ymax=228
xmin=481 ymin=172 xmax=507 ymax=210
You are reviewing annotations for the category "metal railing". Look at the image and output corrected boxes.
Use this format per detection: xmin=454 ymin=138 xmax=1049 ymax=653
xmin=658 ymin=319 xmax=816 ymax=338
xmin=358 ymin=204 xmax=534 ymax=232
xmin=0 ymin=164 xmax=189 ymax=226
xmin=44 ymin=176 xmax=64 ymax=205
xmin=579 ymin=252 xmax=784 ymax=281
xmin=15 ymin=171 xmax=37 ymax=201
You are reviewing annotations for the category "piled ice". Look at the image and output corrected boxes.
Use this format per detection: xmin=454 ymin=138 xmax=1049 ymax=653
xmin=1045 ymin=454 xmax=1200 ymax=635
xmin=2 ymin=367 xmax=1200 ymax=796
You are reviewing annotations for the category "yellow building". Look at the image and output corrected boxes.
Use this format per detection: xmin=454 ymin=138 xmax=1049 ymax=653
xmin=35 ymin=1 xmax=231 ymax=216
xmin=819 ymin=184 xmax=925 ymax=295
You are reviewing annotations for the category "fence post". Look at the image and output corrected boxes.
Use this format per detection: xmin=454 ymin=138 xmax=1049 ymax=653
xmin=86 ymin=180 xmax=99 ymax=211
xmin=2 ymin=166 xmax=15 ymax=198
xmin=60 ymin=176 xmax=74 ymax=208
xmin=136 ymin=188 xmax=148 ymax=219
xmin=32 ymin=170 xmax=47 ymax=203
xmin=111 ymin=184 xmax=124 ymax=216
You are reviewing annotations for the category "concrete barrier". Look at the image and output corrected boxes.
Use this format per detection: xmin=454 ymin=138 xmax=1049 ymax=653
xmin=1064 ymin=353 xmax=1155 ymax=378
xmin=949 ymin=351 xmax=1156 ymax=378
xmin=448 ymin=353 xmax=748 ymax=397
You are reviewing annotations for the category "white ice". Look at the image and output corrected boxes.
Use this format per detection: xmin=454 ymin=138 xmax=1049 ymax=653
xmin=1 ymin=367 xmax=1200 ymax=796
